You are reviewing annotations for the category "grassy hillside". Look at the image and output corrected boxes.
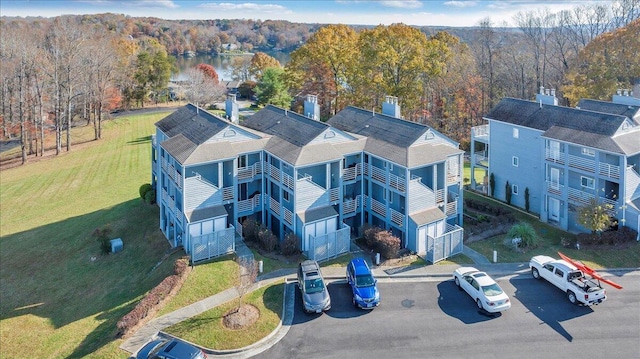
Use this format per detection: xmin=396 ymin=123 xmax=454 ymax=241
xmin=0 ymin=113 xmax=181 ymax=358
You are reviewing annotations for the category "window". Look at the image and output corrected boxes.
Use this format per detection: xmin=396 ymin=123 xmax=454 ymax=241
xmin=224 ymin=129 xmax=237 ymax=137
xmin=325 ymin=130 xmax=336 ymax=139
xmin=283 ymin=190 xmax=290 ymax=202
xmin=425 ymin=130 xmax=435 ymax=140
xmin=238 ymin=155 xmax=247 ymax=168
xmin=512 ymin=184 xmax=519 ymax=195
xmin=581 ymin=176 xmax=595 ymax=189
xmin=512 ymin=156 xmax=519 ymax=167
xmin=513 ymin=128 xmax=519 ymax=138
xmin=582 ymin=147 xmax=595 ymax=157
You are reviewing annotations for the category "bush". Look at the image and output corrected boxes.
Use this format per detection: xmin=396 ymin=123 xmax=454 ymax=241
xmin=144 ymin=189 xmax=156 ymax=204
xmin=507 ymin=222 xmax=539 ymax=248
xmin=280 ymin=232 xmax=300 ymax=256
xmin=360 ymin=224 xmax=382 ymax=248
xmin=139 ymin=183 xmax=152 ymax=199
xmin=242 ymin=218 xmax=261 ymax=243
xmin=258 ymin=228 xmax=277 ymax=252
xmin=375 ymin=230 xmax=401 ymax=259
xmin=93 ymin=226 xmax=113 ymax=255
xmin=116 ymin=257 xmax=190 ymax=337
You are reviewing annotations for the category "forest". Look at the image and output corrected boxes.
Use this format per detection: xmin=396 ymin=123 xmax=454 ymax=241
xmin=1 ymin=0 xmax=639 ymax=165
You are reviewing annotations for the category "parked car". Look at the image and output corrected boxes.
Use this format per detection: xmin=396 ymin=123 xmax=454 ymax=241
xmin=453 ymin=267 xmax=511 ymax=313
xmin=297 ymin=260 xmax=331 ymax=313
xmin=346 ymin=257 xmax=380 ymax=309
xmin=135 ymin=338 xmax=206 ymax=359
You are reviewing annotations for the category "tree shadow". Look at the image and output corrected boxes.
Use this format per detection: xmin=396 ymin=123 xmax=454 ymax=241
xmin=1 ymin=199 xmax=178 ymax=357
xmin=510 ymin=276 xmax=593 ymax=342
xmin=436 ymin=280 xmax=501 ymax=324
xmin=127 ymin=135 xmax=152 ymax=145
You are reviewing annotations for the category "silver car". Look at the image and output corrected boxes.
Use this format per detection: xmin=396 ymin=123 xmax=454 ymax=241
xmin=297 ymin=260 xmax=331 ymax=313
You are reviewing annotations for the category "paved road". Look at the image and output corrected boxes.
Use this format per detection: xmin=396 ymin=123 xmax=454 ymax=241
xmin=258 ymin=274 xmax=640 ymax=359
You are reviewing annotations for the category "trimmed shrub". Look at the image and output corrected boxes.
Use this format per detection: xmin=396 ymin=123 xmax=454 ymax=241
xmin=139 ymin=183 xmax=152 ymax=199
xmin=361 ymin=224 xmax=382 ymax=248
xmin=524 ymin=187 xmax=530 ymax=212
xmin=505 ymin=181 xmax=512 ymax=205
xmin=116 ymin=257 xmax=190 ymax=337
xmin=280 ymin=232 xmax=300 ymax=256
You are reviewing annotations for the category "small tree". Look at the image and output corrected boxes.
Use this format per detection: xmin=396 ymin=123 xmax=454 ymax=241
xmin=489 ymin=173 xmax=495 ymax=197
xmin=234 ymin=256 xmax=258 ymax=311
xmin=505 ymin=181 xmax=512 ymax=205
xmin=93 ymin=226 xmax=113 ymax=254
xmin=507 ymin=222 xmax=539 ymax=248
xmin=524 ymin=187 xmax=530 ymax=212
xmin=577 ymin=198 xmax=615 ymax=234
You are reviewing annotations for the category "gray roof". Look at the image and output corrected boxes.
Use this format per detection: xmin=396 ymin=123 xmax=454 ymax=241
xmin=186 ymin=205 xmax=228 ymax=223
xmin=156 ymin=104 xmax=229 ymax=144
xmin=409 ymin=207 xmax=446 ymax=226
xmin=328 ymin=106 xmax=461 ymax=167
xmin=298 ymin=206 xmax=338 ymax=223
xmin=485 ymin=98 xmax=637 ymax=154
xmin=243 ymin=105 xmax=345 ymax=165
xmin=577 ymin=99 xmax=640 ymax=124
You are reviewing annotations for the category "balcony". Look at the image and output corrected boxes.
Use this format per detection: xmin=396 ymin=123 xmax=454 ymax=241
xmin=390 ymin=208 xmax=405 ymax=227
xmin=343 ymin=195 xmax=361 ymax=215
xmin=343 ymin=163 xmax=363 ymax=182
xmin=238 ymin=194 xmax=261 ymax=213
xmin=237 ymin=162 xmax=263 ymax=182
xmin=471 ymin=125 xmax=489 ymax=141
xmin=568 ymin=154 xmax=595 ymax=173
xmin=545 ymin=149 xmax=566 ymax=165
xmin=474 ymin=154 xmax=489 ymax=167
xmin=546 ymin=181 xmax=564 ymax=196
xmin=264 ymin=162 xmax=294 ymax=190
xmin=445 ymin=201 xmax=457 ymax=216
xmin=567 ymin=187 xmax=617 ymax=213
xmin=598 ymin=162 xmax=620 ymax=180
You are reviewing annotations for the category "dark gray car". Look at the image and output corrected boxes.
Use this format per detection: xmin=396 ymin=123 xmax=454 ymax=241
xmin=297 ymin=260 xmax=331 ymax=313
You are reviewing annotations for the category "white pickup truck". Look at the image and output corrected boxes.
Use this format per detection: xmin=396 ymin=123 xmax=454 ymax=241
xmin=529 ymin=255 xmax=606 ymax=306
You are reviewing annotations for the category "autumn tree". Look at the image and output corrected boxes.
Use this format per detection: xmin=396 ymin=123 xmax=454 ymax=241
xmin=132 ymin=40 xmax=175 ymax=106
xmin=577 ymin=198 xmax=615 ymax=234
xmin=356 ymin=23 xmax=449 ymax=119
xmin=563 ymin=18 xmax=640 ymax=105
xmin=249 ymin=52 xmax=281 ymax=80
xmin=255 ymin=67 xmax=292 ymax=108
xmin=230 ymin=55 xmax=252 ymax=82
xmin=194 ymin=63 xmax=219 ymax=83
xmin=286 ymin=24 xmax=358 ymax=116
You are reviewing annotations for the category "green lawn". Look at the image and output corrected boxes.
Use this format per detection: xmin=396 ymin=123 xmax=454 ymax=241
xmin=464 ymin=191 xmax=640 ymax=268
xmin=0 ymin=113 xmax=181 ymax=358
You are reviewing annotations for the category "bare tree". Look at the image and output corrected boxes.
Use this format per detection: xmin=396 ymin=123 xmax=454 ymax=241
xmin=234 ymin=255 xmax=258 ymax=311
xmin=183 ymin=67 xmax=227 ymax=108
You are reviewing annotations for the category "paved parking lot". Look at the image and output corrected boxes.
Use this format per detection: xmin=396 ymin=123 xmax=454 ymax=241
xmin=259 ymin=274 xmax=640 ymax=359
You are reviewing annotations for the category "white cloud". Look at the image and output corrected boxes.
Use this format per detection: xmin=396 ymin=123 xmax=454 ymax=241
xmin=444 ymin=1 xmax=479 ymax=8
xmin=199 ymin=2 xmax=289 ymax=13
xmin=380 ymin=1 xmax=423 ymax=9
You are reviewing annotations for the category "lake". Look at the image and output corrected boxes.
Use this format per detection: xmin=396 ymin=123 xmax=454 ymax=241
xmin=172 ymin=52 xmax=290 ymax=82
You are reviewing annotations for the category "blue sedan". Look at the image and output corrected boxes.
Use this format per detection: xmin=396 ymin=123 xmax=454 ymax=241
xmin=346 ymin=257 xmax=380 ymax=309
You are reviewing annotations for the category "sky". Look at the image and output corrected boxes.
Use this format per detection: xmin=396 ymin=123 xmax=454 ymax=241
xmin=0 ymin=0 xmax=597 ymax=27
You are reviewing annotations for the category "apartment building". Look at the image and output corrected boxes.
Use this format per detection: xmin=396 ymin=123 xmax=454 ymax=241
xmin=470 ymin=88 xmax=640 ymax=237
xmin=152 ymin=96 xmax=464 ymax=263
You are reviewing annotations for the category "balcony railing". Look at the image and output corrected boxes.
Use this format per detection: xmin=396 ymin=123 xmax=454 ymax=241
xmin=237 ymin=162 xmax=263 ymax=181
xmin=390 ymin=208 xmax=405 ymax=227
xmin=343 ymin=195 xmax=361 ymax=214
xmin=471 ymin=124 xmax=489 ymax=139
xmin=445 ymin=201 xmax=457 ymax=216
xmin=566 ymin=188 xmax=617 ymax=213
xmin=435 ymin=189 xmax=445 ymax=204
xmin=546 ymin=181 xmax=564 ymax=196
xmin=369 ymin=164 xmax=386 ymax=184
xmin=343 ymin=163 xmax=362 ymax=182
xmin=283 ymin=207 xmax=293 ymax=225
xmin=474 ymin=154 xmax=489 ymax=167
xmin=370 ymin=197 xmax=386 ymax=218
xmin=598 ymin=162 xmax=620 ymax=179
xmin=545 ymin=149 xmax=566 ymax=164
xmin=389 ymin=173 xmax=406 ymax=192
xmin=238 ymin=194 xmax=261 ymax=213
xmin=568 ymin=154 xmax=595 ymax=172
xmin=269 ymin=196 xmax=281 ymax=215
xmin=329 ymin=187 xmax=340 ymax=203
